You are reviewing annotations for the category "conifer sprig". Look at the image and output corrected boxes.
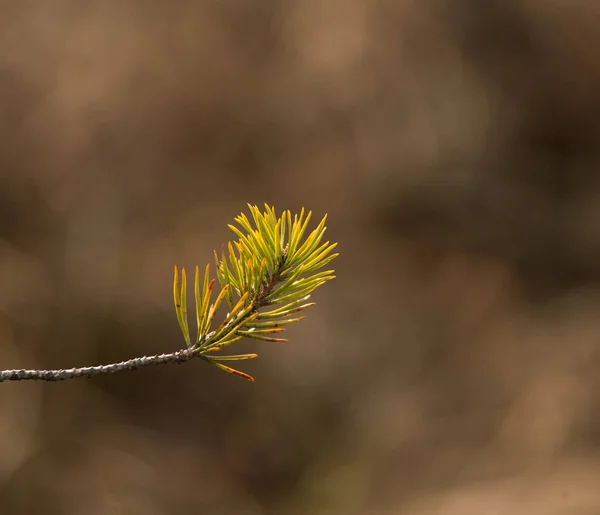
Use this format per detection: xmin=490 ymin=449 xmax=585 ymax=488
xmin=0 ymin=205 xmax=337 ymax=383
xmin=173 ymin=204 xmax=338 ymax=381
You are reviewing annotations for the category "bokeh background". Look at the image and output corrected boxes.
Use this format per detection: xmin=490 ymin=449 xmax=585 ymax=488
xmin=1 ymin=1 xmax=600 ymax=513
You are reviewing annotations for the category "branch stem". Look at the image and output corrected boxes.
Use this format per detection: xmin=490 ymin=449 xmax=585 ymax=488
xmin=0 ymin=348 xmax=195 ymax=382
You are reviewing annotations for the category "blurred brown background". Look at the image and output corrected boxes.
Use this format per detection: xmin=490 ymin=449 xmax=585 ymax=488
xmin=1 ymin=1 xmax=600 ymax=514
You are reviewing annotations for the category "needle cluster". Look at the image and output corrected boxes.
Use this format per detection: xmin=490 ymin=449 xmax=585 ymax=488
xmin=174 ymin=204 xmax=338 ymax=381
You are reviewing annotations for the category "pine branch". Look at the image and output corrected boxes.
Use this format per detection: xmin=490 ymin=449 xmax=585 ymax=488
xmin=0 ymin=205 xmax=338 ymax=383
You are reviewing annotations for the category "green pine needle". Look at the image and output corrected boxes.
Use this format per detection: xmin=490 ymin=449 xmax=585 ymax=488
xmin=174 ymin=204 xmax=337 ymax=381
